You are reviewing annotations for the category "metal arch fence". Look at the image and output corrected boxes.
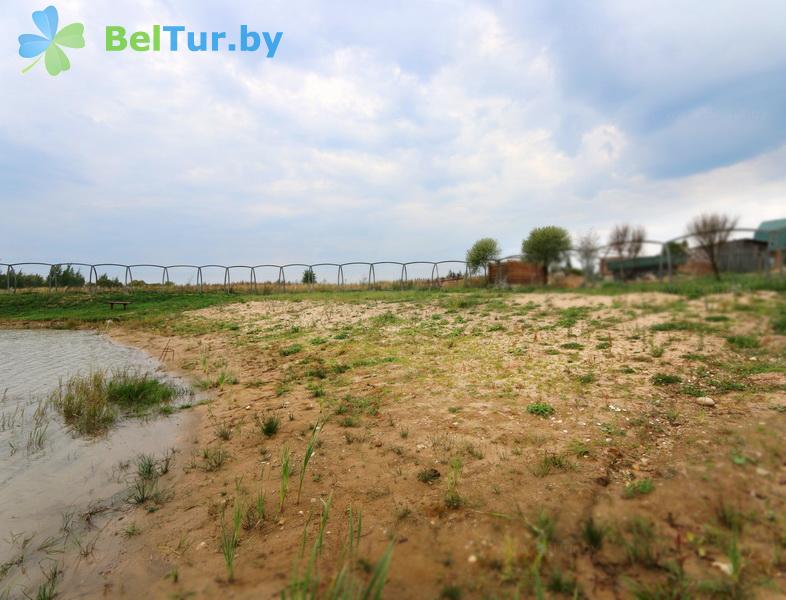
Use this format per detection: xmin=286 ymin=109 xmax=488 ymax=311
xmin=0 ymin=260 xmax=471 ymax=293
xmin=2 ymin=227 xmax=783 ymax=293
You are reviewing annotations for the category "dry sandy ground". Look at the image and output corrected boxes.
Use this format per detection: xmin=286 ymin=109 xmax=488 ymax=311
xmin=70 ymin=291 xmax=786 ymax=598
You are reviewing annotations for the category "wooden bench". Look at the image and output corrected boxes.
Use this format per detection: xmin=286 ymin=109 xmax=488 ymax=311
xmin=107 ymin=301 xmax=131 ymax=310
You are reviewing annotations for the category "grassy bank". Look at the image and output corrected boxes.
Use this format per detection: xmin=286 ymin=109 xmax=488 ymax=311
xmin=0 ymin=274 xmax=784 ymax=326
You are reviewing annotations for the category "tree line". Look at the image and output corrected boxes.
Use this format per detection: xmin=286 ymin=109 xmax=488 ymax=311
xmin=466 ymin=213 xmax=741 ymax=283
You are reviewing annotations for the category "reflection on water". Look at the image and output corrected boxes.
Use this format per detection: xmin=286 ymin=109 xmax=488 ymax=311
xmin=0 ymin=330 xmax=198 ymax=596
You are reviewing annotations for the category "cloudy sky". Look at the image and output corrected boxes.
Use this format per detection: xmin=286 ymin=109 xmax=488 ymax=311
xmin=2 ymin=0 xmax=786 ymax=272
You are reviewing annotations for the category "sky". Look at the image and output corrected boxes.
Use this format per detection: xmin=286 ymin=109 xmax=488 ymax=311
xmin=2 ymin=0 xmax=786 ymax=274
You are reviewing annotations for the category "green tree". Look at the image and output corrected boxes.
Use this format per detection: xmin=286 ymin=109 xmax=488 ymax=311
xmin=47 ymin=265 xmax=85 ymax=288
xmin=466 ymin=238 xmax=501 ymax=276
xmin=302 ymin=268 xmax=316 ymax=284
xmin=522 ymin=226 xmax=571 ymax=285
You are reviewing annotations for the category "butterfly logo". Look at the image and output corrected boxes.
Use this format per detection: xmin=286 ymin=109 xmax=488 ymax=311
xmin=19 ymin=6 xmax=85 ymax=76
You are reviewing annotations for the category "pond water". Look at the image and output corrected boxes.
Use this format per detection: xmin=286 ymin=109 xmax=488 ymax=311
xmin=0 ymin=330 xmax=199 ymax=597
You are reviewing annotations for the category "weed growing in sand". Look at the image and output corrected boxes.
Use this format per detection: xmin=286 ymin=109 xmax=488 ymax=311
xmin=244 ymin=491 xmax=266 ymax=530
xmin=220 ymin=500 xmax=243 ymax=582
xmin=215 ymin=418 xmax=233 ymax=441
xmin=201 ymin=447 xmax=228 ymax=471
xmin=582 ymin=517 xmax=605 ymax=551
xmin=282 ymin=496 xmax=393 ymax=599
xmin=279 ymin=445 xmax=292 ymax=515
xmin=417 ymin=467 xmax=440 ymax=484
xmin=533 ymin=452 xmax=574 ymax=477
xmin=527 ymin=402 xmax=555 ymax=418
xmin=621 ymin=517 xmax=658 ymax=567
xmin=297 ymin=422 xmax=321 ymax=504
xmin=128 ymin=477 xmax=159 ymax=505
xmin=445 ymin=457 xmax=463 ymax=509
xmin=568 ymin=440 xmax=591 ymax=458
xmin=259 ymin=414 xmax=280 ymax=438
xmin=34 ymin=563 xmax=61 ymax=600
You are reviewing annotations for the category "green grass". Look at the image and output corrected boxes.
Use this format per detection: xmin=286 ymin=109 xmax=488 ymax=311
xmin=49 ymin=370 xmax=182 ymax=434
xmin=1 ymin=274 xmax=783 ymax=326
xmin=651 ymin=373 xmax=682 ymax=386
xmin=623 ymin=478 xmax=655 ymax=498
xmin=527 ymin=402 xmax=555 ymax=417
xmin=726 ymin=335 xmax=760 ymax=349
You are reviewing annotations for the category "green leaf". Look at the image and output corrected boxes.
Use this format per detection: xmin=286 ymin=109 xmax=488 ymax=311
xmin=45 ymin=44 xmax=70 ymax=76
xmin=54 ymin=23 xmax=85 ymax=49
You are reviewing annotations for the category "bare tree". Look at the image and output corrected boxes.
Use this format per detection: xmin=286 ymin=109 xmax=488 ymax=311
xmin=687 ymin=213 xmax=739 ymax=280
xmin=628 ymin=226 xmax=646 ymax=261
xmin=577 ymin=231 xmax=601 ymax=283
xmin=608 ymin=224 xmax=630 ymax=279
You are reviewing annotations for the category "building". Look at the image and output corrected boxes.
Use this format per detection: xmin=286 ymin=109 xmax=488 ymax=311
xmin=754 ymin=218 xmax=786 ymax=269
xmin=716 ymin=239 xmax=769 ymax=273
xmin=487 ymin=260 xmax=543 ymax=285
xmin=602 ymin=253 xmax=685 ymax=280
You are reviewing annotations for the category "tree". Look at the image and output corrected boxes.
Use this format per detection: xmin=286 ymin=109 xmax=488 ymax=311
xmin=662 ymin=241 xmax=688 ymax=265
xmin=47 ymin=265 xmax=85 ymax=288
xmin=522 ymin=226 xmax=571 ymax=285
xmin=628 ymin=226 xmax=646 ymax=261
xmin=607 ymin=224 xmax=646 ymax=280
xmin=687 ymin=213 xmax=739 ymax=280
xmin=576 ymin=231 xmax=601 ymax=283
xmin=466 ymin=238 xmax=501 ymax=276
xmin=302 ymin=268 xmax=316 ymax=284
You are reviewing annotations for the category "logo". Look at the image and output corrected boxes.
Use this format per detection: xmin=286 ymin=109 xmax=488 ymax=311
xmin=19 ymin=6 xmax=85 ymax=76
xmin=105 ymin=26 xmax=282 ymax=57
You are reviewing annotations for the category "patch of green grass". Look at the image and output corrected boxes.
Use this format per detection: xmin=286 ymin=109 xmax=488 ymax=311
xmin=623 ymin=478 xmax=655 ymax=499
xmin=280 ymin=344 xmax=303 ymax=357
xmin=561 ymin=342 xmax=584 ymax=350
xmin=527 ymin=402 xmax=555 ymax=417
xmin=577 ymin=372 xmax=596 ymax=384
xmin=651 ymin=373 xmax=682 ymax=385
xmin=705 ymin=315 xmax=730 ymax=322
xmin=650 ymin=320 xmax=712 ymax=333
xmin=726 ymin=335 xmax=760 ymax=349
xmin=49 ymin=370 xmax=182 ymax=435
xmin=773 ymin=304 xmax=786 ymax=334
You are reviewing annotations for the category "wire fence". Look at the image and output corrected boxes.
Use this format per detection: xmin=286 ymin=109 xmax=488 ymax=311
xmin=2 ymin=226 xmax=784 ymax=293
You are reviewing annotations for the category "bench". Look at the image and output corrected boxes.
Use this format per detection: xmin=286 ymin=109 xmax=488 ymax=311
xmin=107 ymin=301 xmax=131 ymax=310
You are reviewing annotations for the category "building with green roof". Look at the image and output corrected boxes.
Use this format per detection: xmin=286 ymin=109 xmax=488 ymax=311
xmin=754 ymin=218 xmax=786 ymax=251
